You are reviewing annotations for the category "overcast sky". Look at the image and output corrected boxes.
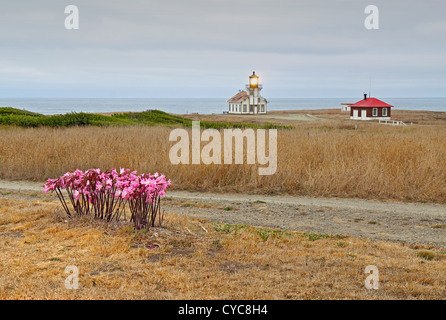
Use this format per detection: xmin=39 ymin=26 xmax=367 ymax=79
xmin=0 ymin=0 xmax=445 ymax=98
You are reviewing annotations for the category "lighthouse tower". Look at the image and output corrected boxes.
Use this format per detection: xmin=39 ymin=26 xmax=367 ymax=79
xmin=246 ymin=72 xmax=262 ymax=114
xmin=226 ymin=71 xmax=268 ymax=114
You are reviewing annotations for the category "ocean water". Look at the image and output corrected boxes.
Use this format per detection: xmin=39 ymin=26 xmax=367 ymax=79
xmin=0 ymin=97 xmax=445 ymax=115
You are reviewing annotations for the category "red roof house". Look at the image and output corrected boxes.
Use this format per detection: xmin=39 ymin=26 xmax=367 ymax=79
xmin=350 ymin=94 xmax=393 ymax=120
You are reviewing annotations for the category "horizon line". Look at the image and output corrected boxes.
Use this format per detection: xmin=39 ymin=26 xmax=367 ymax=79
xmin=1 ymin=96 xmax=446 ymax=100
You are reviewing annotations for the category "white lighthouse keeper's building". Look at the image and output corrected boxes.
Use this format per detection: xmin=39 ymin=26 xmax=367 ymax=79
xmin=227 ymin=72 xmax=268 ymax=115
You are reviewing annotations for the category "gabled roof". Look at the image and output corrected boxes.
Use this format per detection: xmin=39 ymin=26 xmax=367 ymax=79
xmin=350 ymin=97 xmax=393 ymax=108
xmin=227 ymin=91 xmax=248 ymax=103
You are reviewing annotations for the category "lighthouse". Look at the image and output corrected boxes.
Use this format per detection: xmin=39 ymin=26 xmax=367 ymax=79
xmin=226 ymin=71 xmax=268 ymax=115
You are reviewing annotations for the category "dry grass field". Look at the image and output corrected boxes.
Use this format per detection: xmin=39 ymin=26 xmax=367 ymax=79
xmin=1 ymin=112 xmax=446 ymax=203
xmin=1 ymin=110 xmax=445 ymax=300
xmin=0 ymin=198 xmax=445 ymax=300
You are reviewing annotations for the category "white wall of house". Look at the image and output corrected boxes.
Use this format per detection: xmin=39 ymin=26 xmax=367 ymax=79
xmin=351 ymin=116 xmax=391 ymax=120
xmin=228 ymin=96 xmax=267 ymax=114
xmin=228 ymin=103 xmax=243 ymax=114
xmin=350 ymin=108 xmax=390 ymax=120
xmin=341 ymin=104 xmax=351 ymax=112
xmin=258 ymin=98 xmax=267 ymax=114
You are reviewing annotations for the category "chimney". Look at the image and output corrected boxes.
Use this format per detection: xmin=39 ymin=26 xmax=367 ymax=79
xmin=364 ymin=93 xmax=368 ymax=100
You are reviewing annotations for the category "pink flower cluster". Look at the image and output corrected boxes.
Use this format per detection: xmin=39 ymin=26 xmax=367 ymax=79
xmin=43 ymin=168 xmax=171 ymax=228
xmin=44 ymin=168 xmax=171 ymax=203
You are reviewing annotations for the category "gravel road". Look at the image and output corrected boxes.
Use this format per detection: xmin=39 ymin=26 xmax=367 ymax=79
xmin=1 ymin=180 xmax=445 ymax=248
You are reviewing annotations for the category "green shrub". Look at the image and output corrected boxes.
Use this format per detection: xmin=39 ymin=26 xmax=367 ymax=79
xmin=0 ymin=107 xmax=292 ymax=130
xmin=417 ymin=251 xmax=436 ymax=261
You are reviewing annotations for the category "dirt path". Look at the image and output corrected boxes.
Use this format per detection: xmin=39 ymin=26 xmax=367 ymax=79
xmin=1 ymin=180 xmax=445 ymax=248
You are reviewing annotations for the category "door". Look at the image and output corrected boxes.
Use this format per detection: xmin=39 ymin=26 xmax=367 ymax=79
xmin=361 ymin=109 xmax=367 ymax=120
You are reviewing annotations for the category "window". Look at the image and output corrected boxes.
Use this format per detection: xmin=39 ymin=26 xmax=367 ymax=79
xmin=243 ymin=104 xmax=247 ymax=112
xmin=261 ymin=104 xmax=265 ymax=112
xmin=382 ymin=108 xmax=388 ymax=116
xmin=372 ymin=108 xmax=378 ymax=117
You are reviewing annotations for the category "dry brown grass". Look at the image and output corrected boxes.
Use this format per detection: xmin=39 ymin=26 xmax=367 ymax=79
xmin=0 ymin=198 xmax=445 ymax=300
xmin=1 ymin=119 xmax=446 ymax=203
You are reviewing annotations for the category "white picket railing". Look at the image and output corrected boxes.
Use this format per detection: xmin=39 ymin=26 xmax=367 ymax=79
xmin=378 ymin=119 xmax=408 ymax=126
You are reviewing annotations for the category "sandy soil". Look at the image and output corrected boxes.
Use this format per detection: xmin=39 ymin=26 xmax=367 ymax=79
xmin=1 ymin=180 xmax=445 ymax=248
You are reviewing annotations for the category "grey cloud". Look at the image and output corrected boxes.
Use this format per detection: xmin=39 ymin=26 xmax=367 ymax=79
xmin=0 ymin=0 xmax=444 ymax=98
